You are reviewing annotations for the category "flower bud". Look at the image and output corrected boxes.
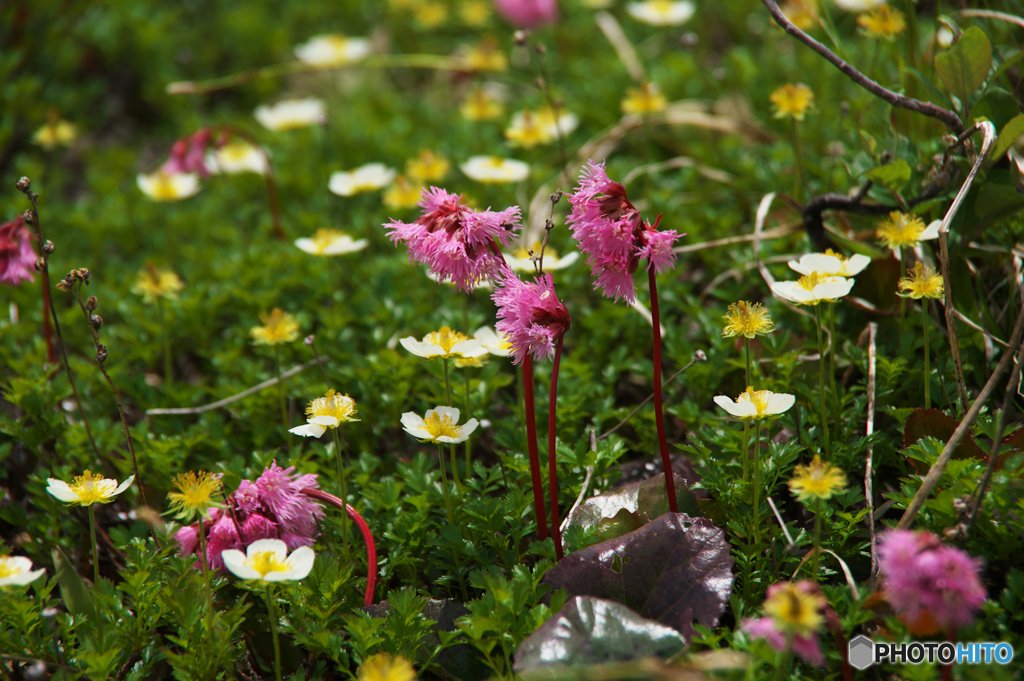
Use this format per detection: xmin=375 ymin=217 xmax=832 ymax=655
xmin=16 ymin=177 xmax=30 ymax=192
xmin=43 ymin=240 xmax=55 ymax=254
xmin=34 ymin=257 xmax=46 ymax=272
xmin=304 ymin=334 xmax=315 ymax=346
xmin=21 ymin=209 xmax=34 ymax=224
xmin=513 ymin=30 xmax=529 ymax=46
xmin=96 ymin=344 xmax=108 ymax=363
xmin=86 ymin=295 xmax=98 ymax=311
xmin=90 ymin=314 xmax=103 ymax=331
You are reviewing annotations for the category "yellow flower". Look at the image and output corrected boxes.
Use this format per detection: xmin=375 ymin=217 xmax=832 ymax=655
xmin=763 ymin=582 xmax=825 ymax=638
xmin=780 ymin=0 xmax=818 ymax=30
xmin=384 ymin=176 xmax=424 ymax=209
xmin=459 ymin=41 xmax=508 ymax=72
xmin=770 ymin=84 xmax=814 ymax=121
xmin=290 ymin=389 xmax=360 ymax=438
xmin=876 ymin=212 xmax=940 ymax=251
xmin=461 ymin=87 xmax=504 ymax=121
xmin=406 ymin=151 xmax=450 ymax=183
xmin=898 ymin=262 xmax=944 ymax=300
xmin=358 ymin=653 xmax=417 ymax=681
xmin=857 ymin=5 xmax=905 ymax=40
xmin=622 ymin=82 xmax=668 ymax=115
xmin=47 ymin=471 xmax=134 ymax=506
xmin=461 ymin=0 xmax=491 ymax=25
xmin=167 ymin=471 xmax=224 ymax=521
xmin=788 ymin=455 xmax=846 ymax=501
xmin=507 ymin=242 xmax=579 ymax=272
xmin=400 ymin=326 xmax=487 ymax=360
xmin=250 ymin=309 xmax=299 ymax=346
xmin=505 ymin=108 xmax=578 ymax=148
xmin=132 ymin=265 xmax=184 ymax=303
xmin=722 ymin=301 xmax=775 ymax=339
xmin=32 ymin=117 xmax=77 ymax=149
xmin=414 ymin=1 xmax=448 ymax=27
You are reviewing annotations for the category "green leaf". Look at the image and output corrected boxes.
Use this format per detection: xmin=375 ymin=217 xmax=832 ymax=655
xmin=992 ymin=114 xmax=1024 ymax=163
xmin=904 ymin=67 xmax=955 ymax=110
xmin=52 ymin=546 xmax=98 ymax=626
xmin=863 ymin=159 xmax=911 ymax=192
xmin=513 ymin=596 xmax=686 ymax=677
xmin=990 ymin=50 xmax=1024 ymax=87
xmin=935 ymin=27 xmax=992 ymax=102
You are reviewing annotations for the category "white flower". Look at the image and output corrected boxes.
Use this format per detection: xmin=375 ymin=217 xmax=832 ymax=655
xmin=771 ymin=273 xmax=854 ymax=306
xmin=205 ymin=141 xmax=270 ymax=175
xmin=47 ymin=471 xmax=135 ymax=506
xmin=833 ymin=0 xmax=885 ymax=11
xmin=328 ymin=163 xmax=397 ymax=196
xmin=474 ymin=326 xmax=512 ymax=357
xmin=788 ymin=251 xmax=871 ymax=278
xmin=137 ymin=171 xmax=200 ymax=202
xmin=626 ymin=0 xmax=695 ymax=26
xmin=294 ymin=34 xmax=372 ymax=67
xmin=506 ymin=242 xmax=579 ymax=273
xmin=254 ymin=98 xmax=326 ymax=131
xmin=221 ymin=539 xmax=315 ymax=583
xmin=401 ymin=406 xmax=479 ymax=444
xmin=505 ymin=108 xmax=579 ymax=148
xmin=460 ymin=156 xmax=530 ymax=183
xmin=289 ymin=389 xmax=359 ymax=439
xmin=426 ymin=270 xmax=492 ymax=290
xmin=400 ymin=327 xmax=488 ymax=360
xmin=0 ymin=555 xmax=46 ymax=587
xmin=936 ymin=27 xmax=954 ymax=48
xmin=294 ymin=229 xmax=368 ymax=255
xmin=714 ymin=387 xmax=795 ymax=420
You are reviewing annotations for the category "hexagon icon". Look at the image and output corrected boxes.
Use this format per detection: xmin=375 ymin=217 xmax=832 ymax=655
xmin=848 ymin=635 xmax=875 ymax=670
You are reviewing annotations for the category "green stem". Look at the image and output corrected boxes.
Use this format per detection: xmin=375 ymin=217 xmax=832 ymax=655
xmin=442 ymin=358 xmax=462 ymax=489
xmin=436 ymin=444 xmax=455 ymax=526
xmin=160 ymin=299 xmax=172 ymax=389
xmin=828 ymin=303 xmax=836 ymax=394
xmin=753 ymin=421 xmax=762 ymax=545
xmin=464 ymin=369 xmax=473 ymax=476
xmin=197 ymin=516 xmax=214 ymax=632
xmin=266 ymin=584 xmax=282 ymax=681
xmin=813 ymin=497 xmax=822 ymax=582
xmin=898 ymin=249 xmax=906 ymax=337
xmin=330 ymin=428 xmax=350 ymax=558
xmin=744 ymin=337 xmax=752 ymax=388
xmin=741 ymin=420 xmax=750 ymax=483
xmin=814 ymin=305 xmax=831 ymax=459
xmin=88 ymin=505 xmax=100 ymax=586
xmin=923 ymin=301 xmax=931 ymax=409
xmin=273 ymin=345 xmax=287 ymax=430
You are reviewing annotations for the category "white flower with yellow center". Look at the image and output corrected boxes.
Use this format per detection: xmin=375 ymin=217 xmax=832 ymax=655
xmin=772 ymin=273 xmax=854 ymax=306
xmin=294 ymin=229 xmax=368 ymax=256
xmin=714 ymin=387 xmax=795 ymax=420
xmin=426 ymin=270 xmax=492 ymax=290
xmin=254 ymin=98 xmax=326 ymax=131
xmin=221 ymin=539 xmax=315 ymax=583
xmin=294 ymin=34 xmax=372 ymax=67
xmin=137 ymin=171 xmax=200 ymax=202
xmin=47 ymin=471 xmax=134 ymax=506
xmin=0 ymin=556 xmax=46 ymax=587
xmin=788 ymin=250 xmax=871 ymax=278
xmin=473 ymin=326 xmax=512 ymax=357
xmin=205 ymin=141 xmax=270 ymax=175
xmin=329 ymin=163 xmax=397 ymax=196
xmin=626 ymin=0 xmax=695 ymax=26
xmin=401 ymin=406 xmax=479 ymax=444
xmin=833 ymin=0 xmax=884 ymax=12
xmin=460 ymin=156 xmax=530 ymax=184
xmin=289 ymin=389 xmax=360 ymax=438
xmin=505 ymin=108 xmax=579 ymax=148
xmin=507 ymin=242 xmax=579 ymax=272
xmin=400 ymin=326 xmax=488 ymax=360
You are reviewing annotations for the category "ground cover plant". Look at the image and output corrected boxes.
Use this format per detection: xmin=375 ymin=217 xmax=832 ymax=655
xmin=3 ymin=0 xmax=1024 ymax=679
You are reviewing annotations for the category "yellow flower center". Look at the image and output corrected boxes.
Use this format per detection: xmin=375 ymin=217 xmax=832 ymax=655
xmin=384 ymin=177 xmax=422 ymax=209
xmin=463 ymin=43 xmax=507 ymax=71
xmin=507 ymin=112 xmax=553 ymax=148
xmin=424 ymin=326 xmax=470 ymax=354
xmin=737 ymin=387 xmax=771 ymax=416
xmin=461 ymin=0 xmax=491 ymax=25
xmin=251 ymin=309 xmax=299 ymax=345
xmin=461 ymin=89 xmax=503 ymax=121
xmin=764 ymin=583 xmax=824 ymax=637
xmin=722 ymin=301 xmax=775 ymax=339
xmin=788 ymin=455 xmax=847 ymax=501
xmin=649 ymin=0 xmax=674 ymax=17
xmin=0 ymin=557 xmax=22 ymax=580
xmin=877 ymin=212 xmax=926 ymax=249
xmin=512 ymin=242 xmax=559 ymax=261
xmin=134 ymin=266 xmax=184 ymax=302
xmin=150 ymin=172 xmax=182 ymax=201
xmin=857 ymin=5 xmax=906 ymax=39
xmin=797 ymin=272 xmax=829 ymax=291
xmin=310 ymin=229 xmax=346 ymax=253
xmin=414 ymin=2 xmax=448 ymax=27
xmin=357 ymin=654 xmax=417 ymax=681
xmin=167 ymin=471 xmax=222 ymax=519
xmin=770 ymin=84 xmax=814 ymax=120
xmin=898 ymin=262 xmax=944 ymax=300
xmin=219 ymin=141 xmax=254 ymax=163
xmin=323 ymin=35 xmax=352 ymax=52
xmin=69 ymin=471 xmax=114 ymax=505
xmin=306 ymin=389 xmax=358 ymax=423
xmin=248 ymin=551 xmax=292 ymax=578
xmin=407 ymin=151 xmax=449 ymax=182
xmin=422 ymin=412 xmax=463 ymax=440
xmin=622 ymin=83 xmax=668 ymax=115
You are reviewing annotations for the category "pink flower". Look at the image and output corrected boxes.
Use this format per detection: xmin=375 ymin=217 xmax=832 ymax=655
xmin=741 ymin=617 xmax=824 ymax=666
xmin=162 ymin=129 xmax=213 ymax=177
xmin=0 ymin=217 xmax=37 ymax=286
xmin=173 ymin=524 xmax=199 ymax=556
xmin=494 ymin=0 xmax=558 ymax=28
xmin=252 ymin=461 xmax=324 ymax=537
xmin=387 ymin=187 xmax=522 ymax=292
xmin=241 ymin=512 xmax=278 ymax=543
xmin=205 ymin=512 xmax=241 ymax=571
xmin=492 ymin=270 xmax=570 ymax=364
xmin=877 ymin=529 xmax=986 ymax=631
xmin=566 ymin=160 xmax=683 ymax=303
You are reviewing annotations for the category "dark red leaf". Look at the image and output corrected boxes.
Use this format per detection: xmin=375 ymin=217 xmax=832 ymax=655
xmin=903 ymin=408 xmax=986 ymax=472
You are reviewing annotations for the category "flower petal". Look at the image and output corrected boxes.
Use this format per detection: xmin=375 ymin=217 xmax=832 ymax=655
xmin=400 ymin=412 xmax=425 ymax=430
xmin=114 ymin=475 xmax=135 ymax=496
xmin=221 ymin=550 xmax=261 ymax=580
xmin=289 ymin=424 xmax=327 ymax=438
xmin=920 ymin=220 xmax=942 ymax=241
xmin=309 ymin=415 xmax=339 ymax=427
xmin=46 ymin=479 xmax=79 ymax=503
xmin=766 ymin=393 xmax=796 ymax=414
xmin=461 ymin=418 xmax=479 ymax=437
xmin=246 ymin=538 xmax=288 ymax=561
xmin=282 ymin=546 xmax=315 ymax=580
xmin=430 ymin=406 xmax=461 ymax=422
xmin=451 ymin=339 xmax=488 ymax=358
xmin=843 ymin=254 xmax=871 ymax=276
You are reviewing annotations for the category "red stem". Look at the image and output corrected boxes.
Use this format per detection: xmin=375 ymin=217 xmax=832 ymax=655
xmin=264 ymin=173 xmax=284 ymax=240
xmin=300 ymin=489 xmax=376 ymax=607
xmin=548 ymin=335 xmax=565 ymax=560
xmin=41 ymin=274 xmax=55 ymax=363
xmin=648 ymin=267 xmax=678 ymax=513
xmin=523 ymin=356 xmax=549 ymax=541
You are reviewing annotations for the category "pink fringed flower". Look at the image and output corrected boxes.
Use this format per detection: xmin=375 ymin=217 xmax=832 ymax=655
xmin=878 ymin=529 xmax=986 ymax=631
xmin=566 ymin=160 xmax=683 ymax=303
xmin=492 ymin=270 xmax=570 ymax=364
xmin=0 ymin=217 xmax=37 ymax=286
xmin=494 ymin=0 xmax=558 ymax=28
xmin=162 ymin=129 xmax=213 ymax=177
xmin=741 ymin=617 xmax=824 ymax=666
xmin=173 ymin=461 xmax=324 ymax=572
xmin=387 ymin=187 xmax=522 ymax=292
